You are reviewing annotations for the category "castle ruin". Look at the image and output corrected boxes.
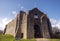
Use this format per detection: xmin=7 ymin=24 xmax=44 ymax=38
xmin=4 ymin=8 xmax=53 ymax=39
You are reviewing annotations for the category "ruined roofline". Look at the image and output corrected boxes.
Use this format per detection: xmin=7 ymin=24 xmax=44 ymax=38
xmin=4 ymin=7 xmax=53 ymax=39
xmin=6 ymin=8 xmax=47 ymax=26
xmin=6 ymin=10 xmax=27 ymax=26
xmin=6 ymin=18 xmax=16 ymax=26
xmin=28 ymin=8 xmax=44 ymax=14
xmin=17 ymin=8 xmax=44 ymax=15
xmin=19 ymin=10 xmax=26 ymax=15
xmin=20 ymin=11 xmax=26 ymax=13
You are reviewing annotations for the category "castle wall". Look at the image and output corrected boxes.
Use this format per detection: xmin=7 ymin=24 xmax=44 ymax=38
xmin=41 ymin=15 xmax=50 ymax=38
xmin=15 ymin=12 xmax=23 ymax=39
xmin=27 ymin=8 xmax=52 ymax=38
xmin=27 ymin=12 xmax=34 ymax=39
xmin=21 ymin=13 xmax=27 ymax=39
xmin=15 ymin=11 xmax=27 ymax=39
xmin=5 ymin=18 xmax=16 ymax=37
xmin=4 ymin=8 xmax=53 ymax=39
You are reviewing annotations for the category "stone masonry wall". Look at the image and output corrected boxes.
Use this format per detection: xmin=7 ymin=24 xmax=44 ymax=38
xmin=5 ymin=18 xmax=16 ymax=37
xmin=21 ymin=13 xmax=27 ymax=39
xmin=4 ymin=8 xmax=53 ymax=39
xmin=41 ymin=15 xmax=50 ymax=38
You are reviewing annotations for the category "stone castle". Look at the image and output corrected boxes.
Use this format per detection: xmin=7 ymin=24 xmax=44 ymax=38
xmin=4 ymin=8 xmax=53 ymax=39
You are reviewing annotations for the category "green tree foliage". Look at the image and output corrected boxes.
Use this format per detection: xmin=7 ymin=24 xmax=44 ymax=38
xmin=52 ymin=27 xmax=60 ymax=38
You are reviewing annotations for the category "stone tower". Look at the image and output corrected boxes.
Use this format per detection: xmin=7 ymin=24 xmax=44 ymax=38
xmin=4 ymin=8 xmax=53 ymax=39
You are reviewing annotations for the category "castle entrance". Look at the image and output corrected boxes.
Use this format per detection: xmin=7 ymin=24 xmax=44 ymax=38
xmin=34 ymin=25 xmax=41 ymax=38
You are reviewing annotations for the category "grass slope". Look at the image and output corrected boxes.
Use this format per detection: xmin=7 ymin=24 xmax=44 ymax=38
xmin=0 ymin=34 xmax=60 ymax=41
xmin=0 ymin=34 xmax=14 ymax=41
xmin=17 ymin=39 xmax=36 ymax=41
xmin=49 ymin=39 xmax=60 ymax=41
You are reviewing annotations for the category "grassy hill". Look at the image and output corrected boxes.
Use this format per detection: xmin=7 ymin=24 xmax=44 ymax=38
xmin=0 ymin=34 xmax=60 ymax=41
xmin=0 ymin=34 xmax=14 ymax=41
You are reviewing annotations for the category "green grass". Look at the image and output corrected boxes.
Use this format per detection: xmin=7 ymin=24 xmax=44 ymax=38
xmin=17 ymin=39 xmax=36 ymax=41
xmin=0 ymin=34 xmax=14 ymax=41
xmin=0 ymin=34 xmax=60 ymax=41
xmin=49 ymin=39 xmax=60 ymax=41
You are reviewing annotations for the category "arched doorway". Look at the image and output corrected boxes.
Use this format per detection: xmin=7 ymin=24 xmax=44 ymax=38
xmin=34 ymin=25 xmax=41 ymax=38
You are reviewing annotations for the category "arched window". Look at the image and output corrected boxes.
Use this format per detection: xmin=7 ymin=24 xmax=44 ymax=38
xmin=34 ymin=14 xmax=38 ymax=19
xmin=34 ymin=25 xmax=41 ymax=38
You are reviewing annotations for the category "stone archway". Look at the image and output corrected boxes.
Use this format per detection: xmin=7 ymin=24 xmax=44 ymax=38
xmin=34 ymin=25 xmax=41 ymax=38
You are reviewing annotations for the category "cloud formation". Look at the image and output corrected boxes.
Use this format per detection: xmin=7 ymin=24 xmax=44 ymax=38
xmin=12 ymin=11 xmax=17 ymax=15
xmin=12 ymin=10 xmax=17 ymax=17
xmin=20 ymin=6 xmax=24 ymax=10
xmin=50 ymin=18 xmax=60 ymax=29
xmin=0 ymin=17 xmax=12 ymax=30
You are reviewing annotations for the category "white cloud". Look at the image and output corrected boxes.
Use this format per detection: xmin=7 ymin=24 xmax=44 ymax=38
xmin=56 ymin=20 xmax=60 ymax=29
xmin=18 ymin=3 xmax=26 ymax=11
xmin=0 ymin=17 xmax=12 ymax=30
xmin=21 ymin=6 xmax=24 ymax=10
xmin=0 ymin=22 xmax=3 ymax=30
xmin=50 ymin=18 xmax=57 ymax=25
xmin=50 ymin=18 xmax=60 ymax=29
xmin=17 ymin=3 xmax=24 ymax=10
xmin=12 ymin=11 xmax=17 ymax=15
xmin=12 ymin=11 xmax=17 ymax=17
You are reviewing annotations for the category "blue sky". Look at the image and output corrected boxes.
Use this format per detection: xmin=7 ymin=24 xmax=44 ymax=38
xmin=0 ymin=0 xmax=60 ymax=30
